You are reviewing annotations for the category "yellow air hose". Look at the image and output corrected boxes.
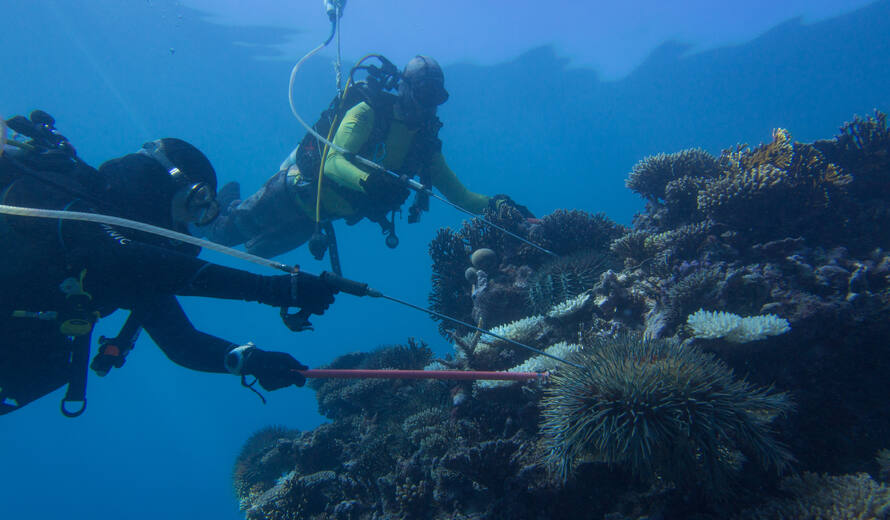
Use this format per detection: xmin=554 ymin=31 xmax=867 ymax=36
xmin=314 ymin=77 xmax=357 ymax=225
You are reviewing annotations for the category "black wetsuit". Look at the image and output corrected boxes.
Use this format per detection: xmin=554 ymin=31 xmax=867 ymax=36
xmin=0 ymin=162 xmax=295 ymax=415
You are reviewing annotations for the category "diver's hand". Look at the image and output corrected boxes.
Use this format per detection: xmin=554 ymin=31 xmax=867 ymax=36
xmin=359 ymin=172 xmax=411 ymax=212
xmin=225 ymin=344 xmax=308 ymax=390
xmin=292 ymin=271 xmax=338 ymax=315
xmin=489 ymin=194 xmax=535 ymax=219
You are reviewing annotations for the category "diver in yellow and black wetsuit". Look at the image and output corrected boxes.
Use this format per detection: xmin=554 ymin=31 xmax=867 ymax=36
xmin=207 ymin=55 xmax=533 ymax=259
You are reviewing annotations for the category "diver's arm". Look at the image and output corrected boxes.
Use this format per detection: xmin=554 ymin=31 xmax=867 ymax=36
xmin=61 ymin=219 xmax=303 ymax=308
xmin=322 ymin=102 xmax=375 ymax=192
xmin=429 ymin=153 xmax=490 ymax=214
xmin=139 ymin=295 xmax=236 ymax=373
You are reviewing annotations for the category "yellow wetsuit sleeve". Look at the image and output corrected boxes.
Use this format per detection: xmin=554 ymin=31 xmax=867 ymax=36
xmin=429 ymin=153 xmax=490 ymax=214
xmin=323 ymin=102 xmax=375 ymax=192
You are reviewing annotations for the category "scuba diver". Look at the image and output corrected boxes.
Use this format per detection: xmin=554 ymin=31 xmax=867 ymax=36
xmin=0 ymin=111 xmax=338 ymax=416
xmin=206 ymin=55 xmax=534 ymax=260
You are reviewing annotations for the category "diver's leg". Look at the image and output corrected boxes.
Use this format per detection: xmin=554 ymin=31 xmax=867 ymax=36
xmin=206 ymin=170 xmax=305 ymax=253
xmin=244 ymin=212 xmax=316 ymax=258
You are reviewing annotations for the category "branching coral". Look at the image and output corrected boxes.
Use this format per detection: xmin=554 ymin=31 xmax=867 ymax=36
xmin=460 ymin=207 xmax=532 ymax=266
xmin=475 ymin=341 xmax=580 ymax=390
xmin=697 ymin=129 xmax=850 ymax=237
xmin=687 ymin=309 xmax=791 ymax=343
xmin=309 ymin=341 xmax=446 ymax=420
xmin=527 ymin=209 xmax=627 ymax=257
xmin=233 ymin=425 xmax=299 ymax=503
xmin=547 ymin=291 xmax=593 ymax=320
xmin=467 ymin=314 xmax=547 ymax=369
xmin=645 ymin=220 xmax=715 ymax=260
xmin=540 ymin=335 xmax=794 ymax=496
xmin=664 ymin=175 xmax=710 ymax=223
xmin=815 ymin=110 xmax=890 ymax=201
xmin=734 ymin=472 xmax=890 ymax=520
xmin=626 ymin=148 xmax=722 ymax=202
xmin=429 ymin=227 xmax=475 ymax=338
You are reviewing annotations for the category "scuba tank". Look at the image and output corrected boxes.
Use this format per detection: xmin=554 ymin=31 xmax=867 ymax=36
xmin=294 ymin=55 xmax=442 ymax=259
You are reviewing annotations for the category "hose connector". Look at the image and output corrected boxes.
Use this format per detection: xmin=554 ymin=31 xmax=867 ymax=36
xmin=324 ymin=0 xmax=347 ymax=21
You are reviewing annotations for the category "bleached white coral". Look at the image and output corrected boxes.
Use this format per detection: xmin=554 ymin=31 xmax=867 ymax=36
xmin=474 ymin=315 xmax=545 ymax=355
xmin=687 ymin=309 xmax=790 ymax=343
xmin=547 ymin=292 xmax=591 ymax=319
xmin=476 ymin=342 xmax=581 ymax=389
xmin=489 ymin=315 xmax=544 ymax=340
xmin=687 ymin=310 xmax=743 ymax=339
xmin=424 ymin=360 xmax=449 ymax=372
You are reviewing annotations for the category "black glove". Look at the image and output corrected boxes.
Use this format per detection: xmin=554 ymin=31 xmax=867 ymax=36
xmin=359 ymin=172 xmax=411 ymax=214
xmin=489 ymin=194 xmax=535 ymax=218
xmin=292 ymin=271 xmax=338 ymax=315
xmin=226 ymin=344 xmax=308 ymax=390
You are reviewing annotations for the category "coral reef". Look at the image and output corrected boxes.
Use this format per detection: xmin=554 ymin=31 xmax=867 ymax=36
xmin=815 ymin=110 xmax=890 ymax=200
xmin=540 ymin=335 xmax=793 ymax=497
xmin=429 ymin=208 xmax=623 ymax=339
xmin=429 ymin=227 xmax=476 ymax=338
xmin=233 ymin=425 xmax=300 ymax=509
xmin=624 ymin=127 xmax=855 ymax=247
xmin=235 ymin=112 xmax=890 ymax=519
xmin=308 ymin=340 xmax=446 ymax=420
xmin=734 ymin=472 xmax=890 ymax=520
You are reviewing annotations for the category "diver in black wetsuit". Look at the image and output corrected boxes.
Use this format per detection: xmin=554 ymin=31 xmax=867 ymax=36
xmin=0 ymin=123 xmax=337 ymax=416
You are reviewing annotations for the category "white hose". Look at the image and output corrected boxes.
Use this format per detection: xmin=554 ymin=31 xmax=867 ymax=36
xmin=286 ymin=32 xmax=426 ymax=192
xmin=0 ymin=203 xmax=293 ymax=273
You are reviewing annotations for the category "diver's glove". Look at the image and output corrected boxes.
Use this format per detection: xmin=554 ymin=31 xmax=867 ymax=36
xmin=291 ymin=271 xmax=338 ymax=315
xmin=359 ymin=172 xmax=411 ymax=214
xmin=225 ymin=343 xmax=308 ymax=390
xmin=489 ymin=194 xmax=535 ymax=218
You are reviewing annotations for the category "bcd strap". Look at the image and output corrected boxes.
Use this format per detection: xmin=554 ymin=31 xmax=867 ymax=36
xmin=61 ymin=332 xmax=91 ymax=418
xmin=58 ymin=268 xmax=99 ymax=417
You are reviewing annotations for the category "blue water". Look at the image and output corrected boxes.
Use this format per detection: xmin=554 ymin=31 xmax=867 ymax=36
xmin=2 ymin=1 xmax=889 ymax=518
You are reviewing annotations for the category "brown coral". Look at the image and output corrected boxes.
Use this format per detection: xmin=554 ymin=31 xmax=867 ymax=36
xmin=815 ymin=110 xmax=890 ymax=200
xmin=528 ymin=209 xmax=627 ymax=257
xmin=429 ymin=227 xmax=474 ymax=338
xmin=626 ymin=148 xmax=722 ymax=202
xmin=697 ymin=129 xmax=850 ymax=239
xmin=233 ymin=425 xmax=299 ymax=501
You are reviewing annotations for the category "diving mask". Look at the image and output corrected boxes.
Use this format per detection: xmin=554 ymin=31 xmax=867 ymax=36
xmin=172 ymin=181 xmax=220 ymax=227
xmin=408 ymin=77 xmax=449 ymax=108
xmin=139 ymin=140 xmax=220 ymax=227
